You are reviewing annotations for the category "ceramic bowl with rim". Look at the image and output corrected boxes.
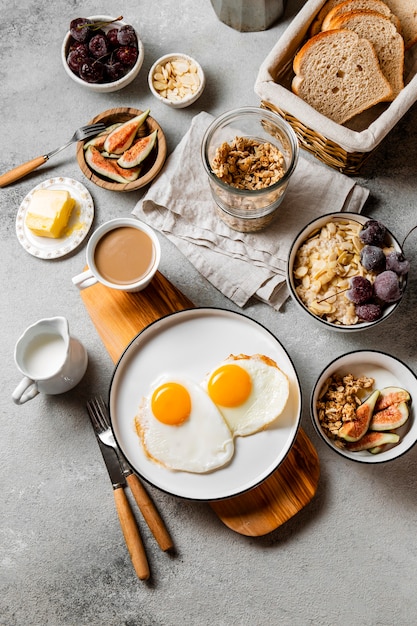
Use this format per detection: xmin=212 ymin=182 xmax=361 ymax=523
xmin=62 ymin=15 xmax=144 ymax=93
xmin=311 ymin=350 xmax=417 ymax=463
xmin=286 ymin=212 xmax=408 ymax=332
xmin=201 ymin=106 xmax=299 ymax=232
xmin=148 ymin=53 xmax=205 ymax=108
xmin=76 ymin=107 xmax=167 ymax=192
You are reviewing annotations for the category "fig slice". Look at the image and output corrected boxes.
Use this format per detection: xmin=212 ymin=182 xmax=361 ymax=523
xmin=369 ymin=401 xmax=410 ymax=431
xmin=117 ymin=129 xmax=158 ymax=168
xmin=83 ymin=123 xmax=122 ymax=151
xmin=374 ymin=386 xmax=411 ymax=412
xmin=103 ymin=110 xmax=150 ymax=155
xmin=345 ymin=432 xmax=400 ymax=452
xmin=85 ymin=146 xmax=141 ymax=183
xmin=338 ymin=389 xmax=380 ymax=442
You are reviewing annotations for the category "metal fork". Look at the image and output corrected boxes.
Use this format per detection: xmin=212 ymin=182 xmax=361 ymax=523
xmin=0 ymin=122 xmax=107 ymax=187
xmin=87 ymin=396 xmax=174 ymax=552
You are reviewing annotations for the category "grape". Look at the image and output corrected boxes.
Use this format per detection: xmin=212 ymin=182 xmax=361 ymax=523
xmin=117 ymin=24 xmax=137 ymax=46
xmin=89 ymin=34 xmax=108 ymax=58
xmin=67 ymin=46 xmax=89 ymax=73
xmin=373 ymin=270 xmax=402 ymax=303
xmin=385 ymin=250 xmax=410 ymax=276
xmin=356 ymin=303 xmax=383 ymax=322
xmin=79 ymin=59 xmax=104 ymax=83
xmin=359 ymin=220 xmax=386 ymax=246
xmin=360 ymin=245 xmax=386 ymax=272
xmin=70 ymin=18 xmax=91 ymax=43
xmin=346 ymin=276 xmax=373 ymax=304
xmin=115 ymin=45 xmax=138 ymax=67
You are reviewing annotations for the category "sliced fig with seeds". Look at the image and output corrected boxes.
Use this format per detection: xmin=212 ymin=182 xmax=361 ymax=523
xmin=338 ymin=389 xmax=380 ymax=442
xmin=374 ymin=386 xmax=411 ymax=412
xmin=369 ymin=401 xmax=410 ymax=431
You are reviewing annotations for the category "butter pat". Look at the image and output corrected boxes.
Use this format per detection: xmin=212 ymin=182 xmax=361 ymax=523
xmin=25 ymin=189 xmax=75 ymax=238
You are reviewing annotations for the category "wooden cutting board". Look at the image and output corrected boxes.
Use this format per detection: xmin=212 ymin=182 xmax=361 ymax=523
xmin=80 ymin=271 xmax=320 ymax=536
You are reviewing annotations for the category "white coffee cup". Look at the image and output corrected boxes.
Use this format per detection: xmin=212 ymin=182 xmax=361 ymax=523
xmin=12 ymin=316 xmax=88 ymax=404
xmin=72 ymin=217 xmax=161 ymax=292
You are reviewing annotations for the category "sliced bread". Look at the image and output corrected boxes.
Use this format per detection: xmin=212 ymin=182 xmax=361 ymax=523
xmin=322 ymin=0 xmax=402 ymax=33
xmin=292 ymin=29 xmax=393 ymax=124
xmin=323 ymin=11 xmax=404 ymax=98
xmin=309 ymin=0 xmax=345 ymax=35
xmin=383 ymin=0 xmax=417 ymax=49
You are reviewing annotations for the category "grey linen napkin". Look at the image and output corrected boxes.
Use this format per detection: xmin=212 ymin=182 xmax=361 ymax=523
xmin=132 ymin=111 xmax=370 ymax=310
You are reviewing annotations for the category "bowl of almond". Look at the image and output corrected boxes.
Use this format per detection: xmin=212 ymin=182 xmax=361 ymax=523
xmin=148 ymin=53 xmax=205 ymax=108
xmin=311 ymin=350 xmax=417 ymax=463
xmin=287 ymin=212 xmax=410 ymax=331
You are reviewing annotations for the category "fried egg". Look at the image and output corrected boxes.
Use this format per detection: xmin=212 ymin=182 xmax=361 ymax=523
xmin=202 ymin=354 xmax=290 ymax=437
xmin=134 ymin=375 xmax=234 ymax=473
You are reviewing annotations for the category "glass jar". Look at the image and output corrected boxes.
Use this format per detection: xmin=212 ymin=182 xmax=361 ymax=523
xmin=201 ymin=107 xmax=299 ymax=232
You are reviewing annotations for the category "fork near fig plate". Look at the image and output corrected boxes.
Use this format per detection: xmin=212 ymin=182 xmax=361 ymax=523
xmin=0 ymin=122 xmax=106 ymax=187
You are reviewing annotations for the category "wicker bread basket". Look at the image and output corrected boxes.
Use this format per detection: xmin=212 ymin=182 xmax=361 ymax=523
xmin=255 ymin=0 xmax=417 ymax=174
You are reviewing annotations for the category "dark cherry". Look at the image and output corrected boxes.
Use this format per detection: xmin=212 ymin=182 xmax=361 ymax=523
xmin=115 ymin=45 xmax=138 ymax=67
xmin=79 ymin=58 xmax=104 ymax=83
xmin=88 ymin=34 xmax=109 ymax=59
xmin=67 ymin=47 xmax=89 ymax=74
xmin=70 ymin=18 xmax=91 ymax=43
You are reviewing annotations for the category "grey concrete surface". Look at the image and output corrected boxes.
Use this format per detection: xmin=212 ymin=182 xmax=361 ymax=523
xmin=1 ymin=1 xmax=417 ymax=625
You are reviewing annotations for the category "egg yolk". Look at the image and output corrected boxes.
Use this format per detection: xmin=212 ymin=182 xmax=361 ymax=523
xmin=207 ymin=363 xmax=252 ymax=407
xmin=151 ymin=382 xmax=191 ymax=425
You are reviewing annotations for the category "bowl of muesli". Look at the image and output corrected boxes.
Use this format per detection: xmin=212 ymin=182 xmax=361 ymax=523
xmin=311 ymin=350 xmax=417 ymax=463
xmin=201 ymin=107 xmax=299 ymax=232
xmin=287 ymin=212 xmax=410 ymax=331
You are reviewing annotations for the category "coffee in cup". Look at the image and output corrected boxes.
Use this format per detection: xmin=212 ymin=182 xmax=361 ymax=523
xmin=72 ymin=217 xmax=161 ymax=292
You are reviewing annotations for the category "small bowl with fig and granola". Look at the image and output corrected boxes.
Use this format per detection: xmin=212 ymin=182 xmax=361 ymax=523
xmin=201 ymin=107 xmax=299 ymax=232
xmin=311 ymin=350 xmax=417 ymax=463
xmin=287 ymin=213 xmax=410 ymax=331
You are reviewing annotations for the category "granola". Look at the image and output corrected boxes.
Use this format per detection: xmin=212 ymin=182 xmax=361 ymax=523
xmin=211 ymin=136 xmax=286 ymax=191
xmin=316 ymin=373 xmax=375 ymax=448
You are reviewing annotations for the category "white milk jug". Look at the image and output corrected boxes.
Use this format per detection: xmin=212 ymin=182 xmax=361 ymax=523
xmin=12 ymin=316 xmax=88 ymax=405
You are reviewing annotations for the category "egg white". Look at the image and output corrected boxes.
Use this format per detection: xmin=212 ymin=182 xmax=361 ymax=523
xmin=134 ymin=374 xmax=234 ymax=473
xmin=202 ymin=354 xmax=290 ymax=437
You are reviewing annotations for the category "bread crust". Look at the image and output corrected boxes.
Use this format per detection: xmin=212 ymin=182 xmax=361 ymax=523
xmin=322 ymin=0 xmax=402 ymax=33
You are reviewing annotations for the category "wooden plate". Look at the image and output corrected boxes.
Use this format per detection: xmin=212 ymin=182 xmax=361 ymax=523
xmin=76 ymin=107 xmax=167 ymax=192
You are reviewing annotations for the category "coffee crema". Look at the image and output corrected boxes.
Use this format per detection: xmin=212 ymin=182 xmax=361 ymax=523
xmin=94 ymin=226 xmax=156 ymax=285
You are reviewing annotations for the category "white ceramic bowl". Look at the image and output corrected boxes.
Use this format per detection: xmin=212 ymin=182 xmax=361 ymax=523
xmin=148 ymin=53 xmax=205 ymax=108
xmin=311 ymin=350 xmax=417 ymax=463
xmin=61 ymin=15 xmax=144 ymax=93
xmin=287 ymin=212 xmax=408 ymax=332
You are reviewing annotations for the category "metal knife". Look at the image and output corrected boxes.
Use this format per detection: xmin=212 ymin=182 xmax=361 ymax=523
xmin=93 ymin=435 xmax=150 ymax=581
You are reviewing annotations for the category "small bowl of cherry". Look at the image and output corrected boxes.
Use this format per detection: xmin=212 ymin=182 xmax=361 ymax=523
xmin=62 ymin=15 xmax=144 ymax=93
xmin=286 ymin=213 xmax=410 ymax=332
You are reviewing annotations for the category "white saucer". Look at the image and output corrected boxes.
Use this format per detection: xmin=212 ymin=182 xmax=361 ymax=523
xmin=16 ymin=177 xmax=94 ymax=259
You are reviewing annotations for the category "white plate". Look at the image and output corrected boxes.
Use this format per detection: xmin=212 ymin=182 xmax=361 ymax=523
xmin=109 ymin=308 xmax=302 ymax=501
xmin=311 ymin=350 xmax=417 ymax=463
xmin=16 ymin=177 xmax=94 ymax=259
